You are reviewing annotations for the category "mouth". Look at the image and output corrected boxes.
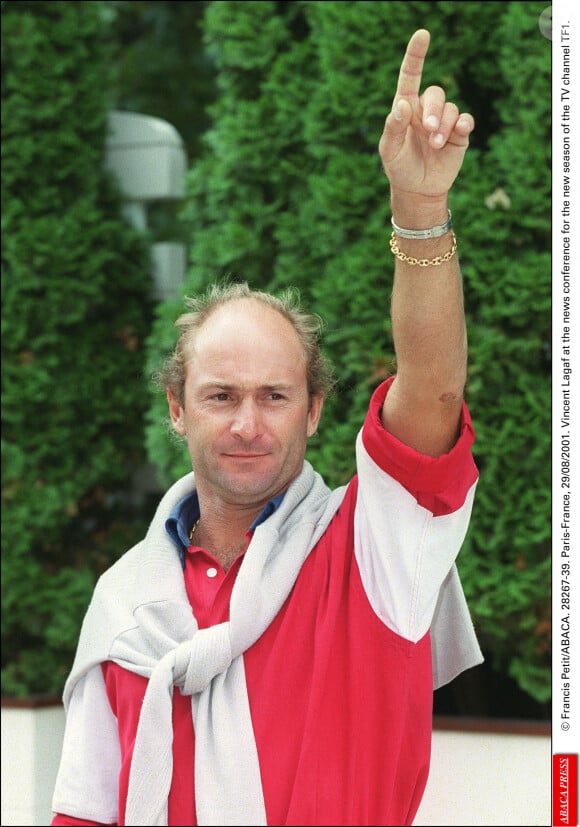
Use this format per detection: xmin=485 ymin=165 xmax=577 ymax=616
xmin=223 ymin=452 xmax=270 ymax=459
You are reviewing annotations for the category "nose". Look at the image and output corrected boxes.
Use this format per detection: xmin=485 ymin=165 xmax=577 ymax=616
xmin=230 ymin=398 xmax=262 ymax=439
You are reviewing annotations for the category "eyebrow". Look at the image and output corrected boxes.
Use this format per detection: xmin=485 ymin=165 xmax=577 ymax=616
xmin=196 ymin=382 xmax=295 ymax=393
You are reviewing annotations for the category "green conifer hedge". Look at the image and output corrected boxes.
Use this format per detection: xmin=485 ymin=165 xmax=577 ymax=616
xmin=1 ymin=0 xmax=154 ymax=697
xmin=1 ymin=0 xmax=551 ymax=710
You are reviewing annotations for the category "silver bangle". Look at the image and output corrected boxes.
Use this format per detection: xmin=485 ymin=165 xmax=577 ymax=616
xmin=391 ymin=209 xmax=453 ymax=240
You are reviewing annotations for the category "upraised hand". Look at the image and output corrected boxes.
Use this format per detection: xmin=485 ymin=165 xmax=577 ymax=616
xmin=379 ymin=29 xmax=474 ymax=200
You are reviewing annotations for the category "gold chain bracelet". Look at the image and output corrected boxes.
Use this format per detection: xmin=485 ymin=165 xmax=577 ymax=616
xmin=389 ymin=231 xmax=457 ymax=267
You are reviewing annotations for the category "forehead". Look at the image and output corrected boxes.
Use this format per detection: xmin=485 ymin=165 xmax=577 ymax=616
xmin=186 ymin=299 xmax=307 ymax=382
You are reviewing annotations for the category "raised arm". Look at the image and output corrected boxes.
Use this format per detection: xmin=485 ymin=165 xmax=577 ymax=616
xmin=378 ymin=29 xmax=474 ymax=457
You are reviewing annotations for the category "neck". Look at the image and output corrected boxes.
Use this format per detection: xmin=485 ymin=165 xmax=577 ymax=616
xmin=190 ymin=511 xmax=252 ymax=572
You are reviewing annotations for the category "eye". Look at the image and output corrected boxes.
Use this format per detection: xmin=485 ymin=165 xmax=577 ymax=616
xmin=212 ymin=392 xmax=231 ymax=402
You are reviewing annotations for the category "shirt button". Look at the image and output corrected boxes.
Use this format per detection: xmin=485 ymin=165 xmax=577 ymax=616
xmin=206 ymin=567 xmax=218 ymax=578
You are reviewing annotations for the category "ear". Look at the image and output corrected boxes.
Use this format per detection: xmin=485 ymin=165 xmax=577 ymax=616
xmin=307 ymin=393 xmax=324 ymax=437
xmin=167 ymin=388 xmax=186 ymax=435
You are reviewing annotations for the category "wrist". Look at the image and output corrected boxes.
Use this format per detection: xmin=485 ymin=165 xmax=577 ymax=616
xmin=389 ymin=190 xmax=449 ymax=230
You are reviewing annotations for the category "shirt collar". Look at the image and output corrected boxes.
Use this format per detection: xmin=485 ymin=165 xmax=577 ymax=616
xmin=165 ymin=490 xmax=286 ymax=568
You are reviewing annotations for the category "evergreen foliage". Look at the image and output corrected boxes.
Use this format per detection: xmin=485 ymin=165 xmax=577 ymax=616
xmin=1 ymin=0 xmax=155 ymax=697
xmin=145 ymin=0 xmax=551 ymax=706
xmin=1 ymin=0 xmax=551 ymax=709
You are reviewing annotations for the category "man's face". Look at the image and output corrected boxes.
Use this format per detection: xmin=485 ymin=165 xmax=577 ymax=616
xmin=167 ymin=299 xmax=323 ymax=510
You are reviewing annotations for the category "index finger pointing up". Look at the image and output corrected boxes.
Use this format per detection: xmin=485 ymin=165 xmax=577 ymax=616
xmin=394 ymin=29 xmax=430 ymax=104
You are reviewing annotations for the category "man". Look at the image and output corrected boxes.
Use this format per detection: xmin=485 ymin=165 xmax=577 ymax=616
xmin=51 ymin=28 xmax=482 ymax=827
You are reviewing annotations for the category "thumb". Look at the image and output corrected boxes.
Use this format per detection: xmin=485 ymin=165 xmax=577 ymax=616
xmin=379 ymin=98 xmax=412 ymax=164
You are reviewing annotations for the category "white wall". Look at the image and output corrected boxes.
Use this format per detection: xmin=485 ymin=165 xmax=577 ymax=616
xmin=1 ymin=706 xmax=551 ymax=826
xmin=1 ymin=705 xmax=66 ymax=827
xmin=414 ymin=727 xmax=551 ymax=826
